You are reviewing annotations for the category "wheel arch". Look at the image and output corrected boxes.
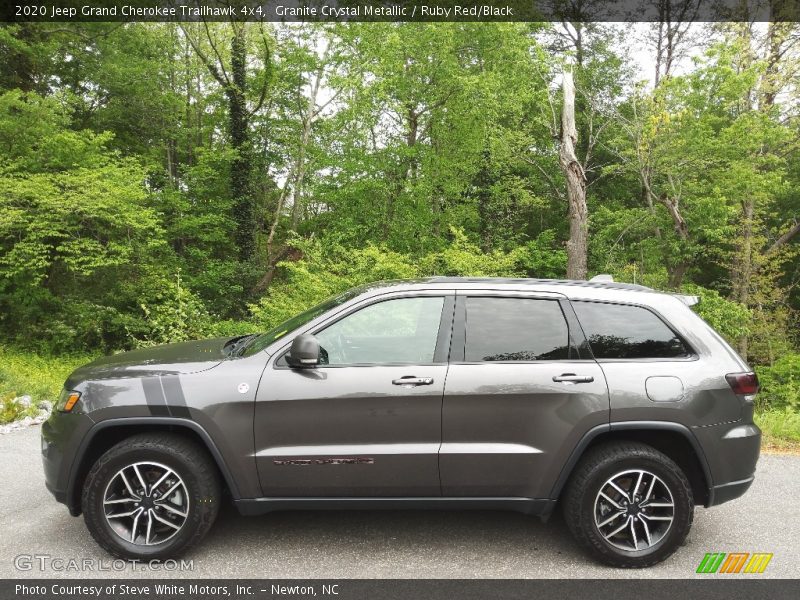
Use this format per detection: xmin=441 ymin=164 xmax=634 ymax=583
xmin=550 ymin=421 xmax=713 ymax=507
xmin=66 ymin=417 xmax=240 ymax=516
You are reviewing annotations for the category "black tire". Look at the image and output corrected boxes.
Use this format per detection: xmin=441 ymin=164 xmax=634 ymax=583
xmin=81 ymin=432 xmax=222 ymax=560
xmin=562 ymin=441 xmax=694 ymax=568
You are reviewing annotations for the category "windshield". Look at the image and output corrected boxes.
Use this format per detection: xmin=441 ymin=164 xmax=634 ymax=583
xmin=240 ymin=289 xmax=362 ymax=357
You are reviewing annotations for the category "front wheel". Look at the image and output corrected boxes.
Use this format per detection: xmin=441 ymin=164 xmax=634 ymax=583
xmin=81 ymin=433 xmax=221 ymax=560
xmin=562 ymin=441 xmax=694 ymax=568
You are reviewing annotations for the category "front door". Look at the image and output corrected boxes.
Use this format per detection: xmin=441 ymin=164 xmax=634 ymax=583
xmin=440 ymin=293 xmax=609 ymax=498
xmin=255 ymin=293 xmax=454 ymax=497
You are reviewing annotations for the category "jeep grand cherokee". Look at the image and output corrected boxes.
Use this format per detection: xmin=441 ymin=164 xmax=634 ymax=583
xmin=42 ymin=276 xmax=761 ymax=567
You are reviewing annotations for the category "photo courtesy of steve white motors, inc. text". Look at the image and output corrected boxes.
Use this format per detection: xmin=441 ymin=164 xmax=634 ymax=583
xmin=15 ymin=583 xmax=338 ymax=597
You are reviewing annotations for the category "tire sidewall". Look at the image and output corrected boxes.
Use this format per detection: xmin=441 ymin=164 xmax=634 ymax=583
xmin=83 ymin=445 xmax=212 ymax=560
xmin=580 ymin=454 xmax=694 ymax=564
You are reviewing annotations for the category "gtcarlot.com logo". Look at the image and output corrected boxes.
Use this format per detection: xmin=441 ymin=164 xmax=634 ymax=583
xmin=696 ymin=552 xmax=773 ymax=574
xmin=14 ymin=554 xmax=194 ymax=572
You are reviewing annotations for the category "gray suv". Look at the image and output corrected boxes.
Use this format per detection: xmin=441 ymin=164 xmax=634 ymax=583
xmin=42 ymin=277 xmax=761 ymax=568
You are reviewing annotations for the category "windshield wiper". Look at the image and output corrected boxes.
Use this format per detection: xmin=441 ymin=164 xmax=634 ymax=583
xmin=224 ymin=334 xmax=258 ymax=357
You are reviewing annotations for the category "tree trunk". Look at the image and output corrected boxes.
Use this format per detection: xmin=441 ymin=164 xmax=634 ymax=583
xmin=732 ymin=199 xmax=755 ymax=360
xmin=291 ymin=61 xmax=324 ymax=229
xmin=253 ymin=50 xmax=325 ymax=295
xmin=658 ymin=193 xmax=690 ymax=288
xmin=559 ymin=71 xmax=589 ymax=280
xmin=761 ymin=2 xmax=795 ymax=109
xmin=229 ymin=26 xmax=254 ymax=262
xmin=768 ymin=219 xmax=800 ymax=254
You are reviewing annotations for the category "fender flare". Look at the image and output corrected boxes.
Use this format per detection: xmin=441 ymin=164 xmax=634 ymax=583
xmin=66 ymin=417 xmax=241 ymax=513
xmin=548 ymin=420 xmax=714 ymax=503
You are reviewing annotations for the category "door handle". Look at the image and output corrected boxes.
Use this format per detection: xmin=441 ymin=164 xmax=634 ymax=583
xmin=553 ymin=373 xmax=595 ymax=384
xmin=392 ymin=376 xmax=434 ymax=386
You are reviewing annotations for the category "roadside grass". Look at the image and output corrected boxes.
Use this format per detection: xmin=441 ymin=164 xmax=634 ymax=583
xmin=0 ymin=346 xmax=95 ymax=424
xmin=755 ymin=408 xmax=800 ymax=455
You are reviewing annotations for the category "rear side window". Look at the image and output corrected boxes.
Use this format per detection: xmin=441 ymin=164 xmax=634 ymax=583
xmin=464 ymin=297 xmax=570 ymax=361
xmin=572 ymin=301 xmax=690 ymax=359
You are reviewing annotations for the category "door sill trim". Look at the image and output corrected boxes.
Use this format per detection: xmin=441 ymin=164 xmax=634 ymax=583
xmin=234 ymin=497 xmax=555 ymax=517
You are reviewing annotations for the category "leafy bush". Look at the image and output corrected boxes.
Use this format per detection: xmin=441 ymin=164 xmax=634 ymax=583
xmin=250 ymin=238 xmax=420 ymax=331
xmin=129 ymin=272 xmax=213 ymax=348
xmin=681 ymin=284 xmax=752 ymax=345
xmin=202 ymin=319 xmax=258 ymax=339
xmin=755 ymin=354 xmax=800 ymax=411
xmin=248 ymin=229 xmax=565 ymax=331
xmin=755 ymin=408 xmax=800 ymax=444
xmin=0 ymin=346 xmax=94 ymax=419
xmin=418 ymin=227 xmax=527 ymax=277
xmin=0 ymin=393 xmax=27 ymax=424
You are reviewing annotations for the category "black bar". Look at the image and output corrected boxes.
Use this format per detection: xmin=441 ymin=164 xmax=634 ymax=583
xmin=4 ymin=579 xmax=800 ymax=600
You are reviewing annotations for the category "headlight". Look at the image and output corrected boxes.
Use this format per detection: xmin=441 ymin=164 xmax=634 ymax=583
xmin=56 ymin=389 xmax=81 ymax=412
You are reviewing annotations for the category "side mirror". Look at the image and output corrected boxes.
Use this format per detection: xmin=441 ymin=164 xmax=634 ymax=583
xmin=286 ymin=334 xmax=321 ymax=368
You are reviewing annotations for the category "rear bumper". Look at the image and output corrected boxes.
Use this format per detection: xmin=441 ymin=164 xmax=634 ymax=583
xmin=694 ymin=421 xmax=761 ymax=507
xmin=709 ymin=475 xmax=755 ymax=507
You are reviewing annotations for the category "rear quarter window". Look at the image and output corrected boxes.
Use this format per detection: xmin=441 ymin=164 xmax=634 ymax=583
xmin=572 ymin=301 xmax=690 ymax=359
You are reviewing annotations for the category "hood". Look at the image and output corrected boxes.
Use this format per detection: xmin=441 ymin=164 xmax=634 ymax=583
xmin=66 ymin=336 xmax=236 ymax=386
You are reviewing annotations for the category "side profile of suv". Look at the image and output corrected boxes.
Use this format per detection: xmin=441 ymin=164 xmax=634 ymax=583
xmin=42 ymin=277 xmax=761 ymax=567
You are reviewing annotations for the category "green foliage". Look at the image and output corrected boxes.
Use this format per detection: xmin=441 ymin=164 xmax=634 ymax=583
xmin=0 ymin=394 xmax=27 ymax=424
xmin=0 ymin=89 xmax=171 ymax=352
xmin=129 ymin=272 xmax=213 ymax=348
xmin=756 ymin=354 xmax=800 ymax=411
xmin=0 ymin=345 xmax=94 ymax=422
xmin=755 ymin=408 xmax=800 ymax=445
xmin=249 ymin=238 xmax=421 ymax=330
xmin=250 ymin=228 xmax=567 ymax=331
xmin=682 ymin=284 xmax=752 ymax=344
xmin=0 ymin=22 xmax=797 ymax=424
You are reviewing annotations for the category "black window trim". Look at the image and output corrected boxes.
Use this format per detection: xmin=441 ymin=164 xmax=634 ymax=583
xmin=450 ymin=293 xmax=584 ymax=365
xmin=569 ymin=298 xmax=698 ymax=363
xmin=272 ymin=292 xmax=456 ymax=369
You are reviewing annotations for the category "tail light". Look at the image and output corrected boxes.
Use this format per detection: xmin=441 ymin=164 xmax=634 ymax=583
xmin=725 ymin=372 xmax=759 ymax=397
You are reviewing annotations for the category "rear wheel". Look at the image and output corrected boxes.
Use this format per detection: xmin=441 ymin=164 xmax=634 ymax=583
xmin=562 ymin=441 xmax=694 ymax=568
xmin=81 ymin=433 xmax=221 ymax=560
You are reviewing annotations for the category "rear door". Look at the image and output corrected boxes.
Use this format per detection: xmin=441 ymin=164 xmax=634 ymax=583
xmin=440 ymin=291 xmax=609 ymax=498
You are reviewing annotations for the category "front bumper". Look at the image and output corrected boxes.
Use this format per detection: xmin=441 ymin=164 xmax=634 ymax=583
xmin=41 ymin=410 xmax=94 ymax=515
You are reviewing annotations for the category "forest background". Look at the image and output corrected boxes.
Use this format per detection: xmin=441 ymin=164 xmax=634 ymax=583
xmin=1 ymin=16 xmax=798 ymax=445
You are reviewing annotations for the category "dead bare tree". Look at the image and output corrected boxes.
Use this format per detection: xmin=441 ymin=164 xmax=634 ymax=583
xmin=559 ymin=71 xmax=589 ymax=280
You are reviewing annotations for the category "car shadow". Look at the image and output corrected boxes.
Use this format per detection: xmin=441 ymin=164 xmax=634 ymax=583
xmin=196 ymin=501 xmax=584 ymax=575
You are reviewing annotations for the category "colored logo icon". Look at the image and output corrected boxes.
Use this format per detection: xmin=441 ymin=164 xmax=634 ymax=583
xmin=696 ymin=552 xmax=773 ymax=574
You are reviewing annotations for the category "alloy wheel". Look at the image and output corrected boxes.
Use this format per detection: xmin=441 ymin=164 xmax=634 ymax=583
xmin=593 ymin=469 xmax=675 ymax=552
xmin=103 ymin=461 xmax=189 ymax=546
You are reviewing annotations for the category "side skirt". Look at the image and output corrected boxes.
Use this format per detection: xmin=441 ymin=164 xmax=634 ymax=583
xmin=234 ymin=497 xmax=556 ymax=519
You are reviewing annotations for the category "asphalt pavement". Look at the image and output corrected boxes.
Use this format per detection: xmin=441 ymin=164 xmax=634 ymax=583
xmin=1 ymin=425 xmax=798 ymax=579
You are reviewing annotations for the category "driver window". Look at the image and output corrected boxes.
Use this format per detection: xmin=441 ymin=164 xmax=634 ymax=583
xmin=316 ymin=296 xmax=445 ymax=365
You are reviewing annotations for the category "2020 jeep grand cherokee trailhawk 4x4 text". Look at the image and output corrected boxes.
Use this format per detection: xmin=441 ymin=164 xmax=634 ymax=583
xmin=42 ymin=277 xmax=761 ymax=568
